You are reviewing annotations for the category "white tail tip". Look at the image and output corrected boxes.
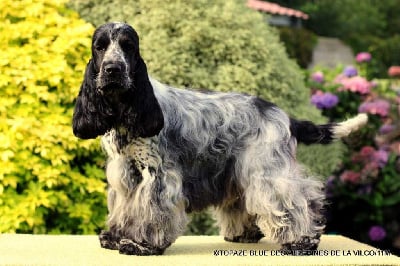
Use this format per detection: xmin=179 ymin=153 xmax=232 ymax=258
xmin=333 ymin=113 xmax=368 ymax=138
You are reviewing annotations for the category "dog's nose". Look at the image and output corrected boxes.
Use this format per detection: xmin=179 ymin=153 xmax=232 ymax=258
xmin=104 ymin=63 xmax=122 ymax=75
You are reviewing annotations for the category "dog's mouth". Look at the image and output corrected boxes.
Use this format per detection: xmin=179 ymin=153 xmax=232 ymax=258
xmin=98 ymin=80 xmax=129 ymax=95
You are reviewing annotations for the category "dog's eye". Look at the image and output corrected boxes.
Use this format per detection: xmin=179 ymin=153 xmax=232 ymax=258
xmin=120 ymin=40 xmax=135 ymax=51
xmin=95 ymin=45 xmax=106 ymax=52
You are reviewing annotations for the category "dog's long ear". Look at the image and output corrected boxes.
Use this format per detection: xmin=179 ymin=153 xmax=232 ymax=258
xmin=129 ymin=57 xmax=164 ymax=138
xmin=72 ymin=59 xmax=114 ymax=139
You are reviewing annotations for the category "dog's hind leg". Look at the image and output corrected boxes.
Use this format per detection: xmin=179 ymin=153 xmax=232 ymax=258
xmin=279 ymin=196 xmax=326 ymax=255
xmin=244 ymin=167 xmax=325 ymax=254
xmin=237 ymin=126 xmax=325 ymax=254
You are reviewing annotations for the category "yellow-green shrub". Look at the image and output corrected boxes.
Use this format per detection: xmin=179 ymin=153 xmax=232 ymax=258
xmin=0 ymin=0 xmax=106 ymax=233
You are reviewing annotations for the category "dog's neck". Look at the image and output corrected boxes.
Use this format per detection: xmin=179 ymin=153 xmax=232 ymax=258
xmin=113 ymin=126 xmax=132 ymax=150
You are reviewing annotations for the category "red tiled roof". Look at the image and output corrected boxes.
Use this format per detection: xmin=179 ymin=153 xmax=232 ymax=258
xmin=247 ymin=0 xmax=309 ymax=20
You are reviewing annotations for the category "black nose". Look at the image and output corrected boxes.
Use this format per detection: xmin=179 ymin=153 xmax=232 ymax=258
xmin=104 ymin=62 xmax=123 ymax=75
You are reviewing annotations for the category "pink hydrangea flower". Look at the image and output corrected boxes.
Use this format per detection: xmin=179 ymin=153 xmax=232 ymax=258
xmin=352 ymin=146 xmax=389 ymax=168
xmin=390 ymin=141 xmax=400 ymax=155
xmin=340 ymin=170 xmax=361 ymax=184
xmin=311 ymin=71 xmax=324 ymax=83
xmin=360 ymin=146 xmax=375 ymax=157
xmin=356 ymin=52 xmax=372 ymax=63
xmin=358 ymin=99 xmax=390 ymax=117
xmin=361 ymin=162 xmax=379 ymax=179
xmin=388 ymin=66 xmax=400 ymax=77
xmin=338 ymin=76 xmax=372 ymax=94
xmin=334 ymin=73 xmax=346 ymax=83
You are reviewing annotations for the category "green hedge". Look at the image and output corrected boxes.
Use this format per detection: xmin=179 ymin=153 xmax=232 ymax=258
xmin=367 ymin=35 xmax=400 ymax=79
xmin=278 ymin=27 xmax=317 ymax=68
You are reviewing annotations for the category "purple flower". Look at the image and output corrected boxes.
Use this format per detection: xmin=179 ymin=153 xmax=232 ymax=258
xmin=311 ymin=91 xmax=339 ymax=109
xmin=368 ymin=226 xmax=386 ymax=241
xmin=356 ymin=52 xmax=372 ymax=63
xmin=311 ymin=71 xmax=324 ymax=83
xmin=358 ymin=99 xmax=391 ymax=117
xmin=379 ymin=124 xmax=395 ymax=134
xmin=343 ymin=66 xmax=358 ymax=77
xmin=373 ymin=149 xmax=389 ymax=168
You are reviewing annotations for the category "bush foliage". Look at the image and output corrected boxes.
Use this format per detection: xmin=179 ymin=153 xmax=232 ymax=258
xmin=0 ymin=0 xmax=107 ymax=233
xmin=278 ymin=27 xmax=317 ymax=68
xmin=367 ymin=35 xmax=400 ymax=80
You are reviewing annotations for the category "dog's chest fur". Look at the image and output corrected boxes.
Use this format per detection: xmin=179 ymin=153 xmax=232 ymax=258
xmin=101 ymin=130 xmax=161 ymax=196
xmin=101 ymin=128 xmax=239 ymax=212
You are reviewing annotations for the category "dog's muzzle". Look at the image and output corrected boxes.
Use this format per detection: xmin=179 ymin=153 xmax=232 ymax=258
xmin=98 ymin=61 xmax=129 ymax=95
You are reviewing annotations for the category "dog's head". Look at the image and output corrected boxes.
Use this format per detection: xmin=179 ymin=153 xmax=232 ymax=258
xmin=92 ymin=22 xmax=139 ymax=96
xmin=72 ymin=22 xmax=164 ymax=140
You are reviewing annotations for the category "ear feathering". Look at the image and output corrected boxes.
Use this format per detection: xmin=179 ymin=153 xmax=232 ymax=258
xmin=72 ymin=59 xmax=114 ymax=139
xmin=129 ymin=57 xmax=164 ymax=138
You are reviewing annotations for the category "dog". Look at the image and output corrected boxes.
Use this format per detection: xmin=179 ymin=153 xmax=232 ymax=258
xmin=72 ymin=22 xmax=367 ymax=255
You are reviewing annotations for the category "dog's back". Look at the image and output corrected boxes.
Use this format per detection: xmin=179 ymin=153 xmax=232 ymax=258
xmin=151 ymin=79 xmax=294 ymax=212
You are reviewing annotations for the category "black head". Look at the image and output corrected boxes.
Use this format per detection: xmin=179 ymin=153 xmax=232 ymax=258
xmin=72 ymin=22 xmax=164 ymax=140
xmin=92 ymin=22 xmax=140 ymax=96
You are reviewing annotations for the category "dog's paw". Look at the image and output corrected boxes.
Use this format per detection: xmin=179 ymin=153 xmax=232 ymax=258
xmin=99 ymin=230 xmax=119 ymax=250
xmin=118 ymin=239 xmax=164 ymax=256
xmin=280 ymin=235 xmax=321 ymax=256
xmin=224 ymin=225 xmax=264 ymax=243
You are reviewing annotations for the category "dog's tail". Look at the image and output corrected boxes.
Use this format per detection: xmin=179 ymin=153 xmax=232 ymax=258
xmin=290 ymin=113 xmax=368 ymax=145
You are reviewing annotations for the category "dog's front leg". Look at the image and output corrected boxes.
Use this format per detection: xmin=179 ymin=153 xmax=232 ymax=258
xmin=99 ymin=227 xmax=120 ymax=250
xmin=104 ymin=159 xmax=187 ymax=255
xmin=99 ymin=225 xmax=169 ymax=255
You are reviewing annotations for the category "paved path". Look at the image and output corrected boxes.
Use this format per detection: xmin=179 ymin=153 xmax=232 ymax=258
xmin=309 ymin=37 xmax=354 ymax=69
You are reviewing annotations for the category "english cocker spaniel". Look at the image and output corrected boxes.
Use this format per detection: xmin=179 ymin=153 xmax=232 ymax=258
xmin=72 ymin=22 xmax=367 ymax=255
